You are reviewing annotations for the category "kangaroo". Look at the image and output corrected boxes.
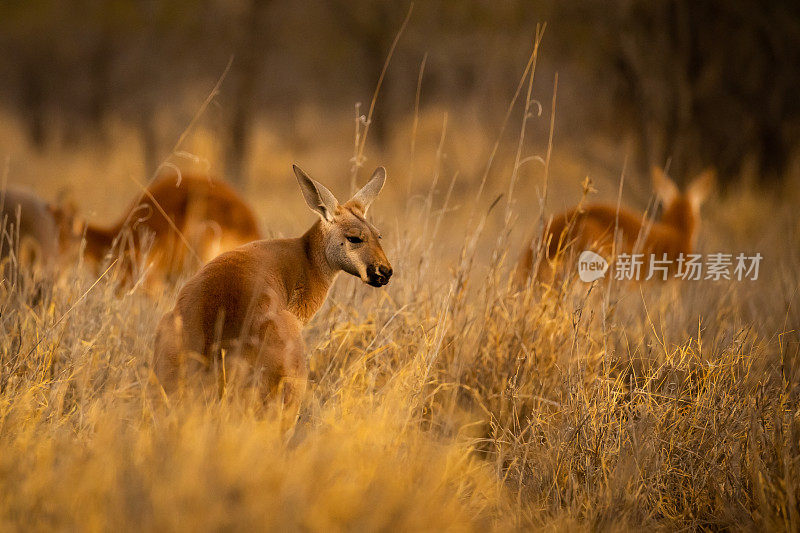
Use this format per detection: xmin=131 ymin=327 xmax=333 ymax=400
xmin=1 ymin=187 xmax=59 ymax=271
xmin=153 ymin=165 xmax=393 ymax=426
xmin=515 ymin=167 xmax=715 ymax=285
xmin=54 ymin=172 xmax=262 ymax=287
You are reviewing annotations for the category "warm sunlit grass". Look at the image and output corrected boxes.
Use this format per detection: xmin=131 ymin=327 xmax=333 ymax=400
xmin=3 ymin=163 xmax=799 ymax=531
xmin=1 ymin=80 xmax=800 ymax=530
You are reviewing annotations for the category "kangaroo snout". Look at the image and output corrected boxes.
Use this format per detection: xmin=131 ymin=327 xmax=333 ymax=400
xmin=366 ymin=263 xmax=393 ymax=287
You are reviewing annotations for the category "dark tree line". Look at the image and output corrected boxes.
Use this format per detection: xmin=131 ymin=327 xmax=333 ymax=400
xmin=597 ymin=0 xmax=800 ymax=185
xmin=0 ymin=0 xmax=797 ymax=188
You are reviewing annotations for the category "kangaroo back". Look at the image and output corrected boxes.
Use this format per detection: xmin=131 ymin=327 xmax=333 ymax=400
xmin=1 ymin=187 xmax=59 ymax=269
xmin=67 ymin=173 xmax=263 ymax=286
xmin=515 ymin=167 xmax=715 ymax=285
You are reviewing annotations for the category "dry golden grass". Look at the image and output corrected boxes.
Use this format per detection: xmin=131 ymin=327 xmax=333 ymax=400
xmin=2 ymin=70 xmax=800 ymax=530
xmin=2 ymin=163 xmax=799 ymax=531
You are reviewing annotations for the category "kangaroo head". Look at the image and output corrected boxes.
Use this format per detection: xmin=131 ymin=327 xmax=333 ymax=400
xmin=652 ymin=166 xmax=716 ymax=247
xmin=294 ymin=165 xmax=393 ymax=287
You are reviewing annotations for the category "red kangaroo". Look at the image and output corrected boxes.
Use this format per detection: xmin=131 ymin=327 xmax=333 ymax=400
xmin=515 ymin=167 xmax=715 ymax=285
xmin=57 ymin=173 xmax=262 ymax=286
xmin=1 ymin=187 xmax=59 ymax=271
xmin=153 ymin=165 xmax=393 ymax=429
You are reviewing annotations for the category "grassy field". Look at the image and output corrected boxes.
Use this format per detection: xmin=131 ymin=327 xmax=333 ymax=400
xmin=1 ymin=81 xmax=800 ymax=530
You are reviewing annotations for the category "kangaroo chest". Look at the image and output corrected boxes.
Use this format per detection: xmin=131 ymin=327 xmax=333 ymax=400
xmin=287 ymin=283 xmax=328 ymax=325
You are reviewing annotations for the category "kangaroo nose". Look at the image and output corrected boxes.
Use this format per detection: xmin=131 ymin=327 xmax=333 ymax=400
xmin=366 ymin=264 xmax=392 ymax=287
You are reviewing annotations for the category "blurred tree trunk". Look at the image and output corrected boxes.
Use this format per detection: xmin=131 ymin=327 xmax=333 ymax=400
xmin=751 ymin=21 xmax=794 ymax=185
xmin=363 ymin=35 xmax=390 ymax=147
xmin=21 ymin=61 xmax=48 ymax=150
xmin=86 ymin=30 xmax=113 ymax=143
xmin=139 ymin=105 xmax=160 ymax=177
xmin=326 ymin=1 xmax=401 ymax=148
xmin=135 ymin=3 xmax=162 ymax=177
xmin=225 ymin=0 xmax=272 ymax=188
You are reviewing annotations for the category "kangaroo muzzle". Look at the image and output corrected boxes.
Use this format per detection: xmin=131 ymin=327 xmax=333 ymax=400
xmin=366 ymin=263 xmax=393 ymax=287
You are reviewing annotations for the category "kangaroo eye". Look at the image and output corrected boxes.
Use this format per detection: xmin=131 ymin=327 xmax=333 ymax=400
xmin=346 ymin=236 xmax=363 ymax=244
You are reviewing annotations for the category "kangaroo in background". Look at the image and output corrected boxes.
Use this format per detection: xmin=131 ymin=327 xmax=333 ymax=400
xmin=53 ymin=172 xmax=262 ymax=287
xmin=153 ymin=165 xmax=393 ymax=428
xmin=1 ymin=187 xmax=59 ymax=273
xmin=515 ymin=167 xmax=716 ymax=285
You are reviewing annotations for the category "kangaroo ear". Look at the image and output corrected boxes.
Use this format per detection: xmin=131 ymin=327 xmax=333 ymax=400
xmin=651 ymin=166 xmax=679 ymax=206
xmin=348 ymin=167 xmax=386 ymax=214
xmin=48 ymin=198 xmax=80 ymax=235
xmin=293 ymin=165 xmax=340 ymax=222
xmin=687 ymin=168 xmax=716 ymax=208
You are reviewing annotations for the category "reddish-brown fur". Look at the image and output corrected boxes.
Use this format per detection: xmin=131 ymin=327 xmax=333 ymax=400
xmin=62 ymin=173 xmax=262 ymax=285
xmin=153 ymin=166 xmax=392 ymax=430
xmin=515 ymin=167 xmax=715 ymax=285
xmin=1 ymin=187 xmax=59 ymax=270
xmin=153 ymin=224 xmax=330 ymax=416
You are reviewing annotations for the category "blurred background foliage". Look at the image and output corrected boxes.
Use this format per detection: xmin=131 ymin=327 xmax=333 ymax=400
xmin=0 ymin=0 xmax=798 ymax=189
